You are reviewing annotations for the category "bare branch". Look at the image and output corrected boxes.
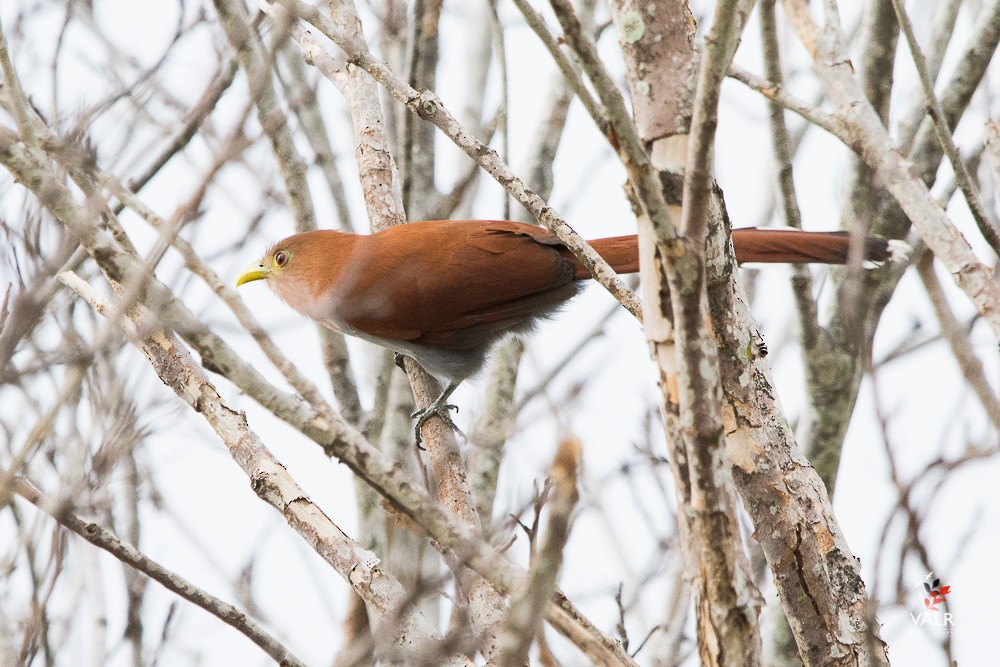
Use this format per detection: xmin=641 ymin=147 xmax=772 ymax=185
xmin=56 ymin=269 xmax=472 ymax=666
xmin=496 ymin=438 xmax=580 ymax=666
xmin=758 ymin=0 xmax=819 ymax=350
xmin=916 ymin=252 xmax=1000 ymax=432
xmin=509 ymin=0 xmax=611 ymax=140
xmin=11 ymin=475 xmax=308 ymax=667
xmin=679 ymin=0 xmax=755 ymax=242
xmin=728 ymin=67 xmax=843 ymax=137
xmin=781 ymin=0 xmax=1000 ymax=340
xmin=211 ymin=0 xmax=318 ymax=231
xmin=890 ymin=0 xmax=1000 ymax=257
xmin=549 ymin=0 xmax=676 ymax=243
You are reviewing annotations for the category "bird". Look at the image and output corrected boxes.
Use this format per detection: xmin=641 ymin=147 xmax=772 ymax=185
xmin=236 ymin=219 xmax=906 ymax=442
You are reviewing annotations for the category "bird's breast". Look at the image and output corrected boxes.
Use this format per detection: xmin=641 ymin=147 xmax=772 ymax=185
xmin=270 ymin=276 xmax=340 ymax=324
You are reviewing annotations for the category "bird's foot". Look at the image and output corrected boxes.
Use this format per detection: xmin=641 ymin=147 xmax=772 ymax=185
xmin=411 ymin=401 xmax=464 ymax=448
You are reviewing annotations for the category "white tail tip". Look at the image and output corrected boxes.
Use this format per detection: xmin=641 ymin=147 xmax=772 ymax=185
xmin=886 ymin=239 xmax=912 ymax=263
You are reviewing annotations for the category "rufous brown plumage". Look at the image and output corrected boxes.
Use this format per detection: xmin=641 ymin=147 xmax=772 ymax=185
xmin=236 ymin=219 xmax=903 ymax=438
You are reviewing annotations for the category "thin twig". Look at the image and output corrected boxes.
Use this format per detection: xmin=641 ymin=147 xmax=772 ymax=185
xmin=486 ymin=0 xmax=511 ymax=220
xmin=0 ymin=11 xmax=40 ymax=145
xmin=679 ymin=0 xmax=755 ymax=242
xmin=495 ymin=439 xmax=580 ymax=667
xmin=129 ymin=58 xmax=240 ymax=194
xmin=548 ymin=0 xmax=675 ymax=244
xmin=278 ymin=46 xmax=358 ymax=232
xmin=916 ymin=252 xmax=1000 ymax=432
xmin=211 ymin=0 xmax=318 ymax=231
xmin=758 ymin=0 xmax=820 ymax=365
xmin=984 ymin=121 xmax=1000 ymax=202
xmin=780 ymin=0 xmax=1000 ymax=340
xmin=516 ymin=299 xmax=621 ymax=412
xmin=509 ymin=0 xmax=611 ymax=140
xmin=11 ymin=477 xmax=308 ymax=667
xmin=890 ymin=0 xmax=1000 ymax=257
xmin=728 ymin=67 xmax=843 ymax=137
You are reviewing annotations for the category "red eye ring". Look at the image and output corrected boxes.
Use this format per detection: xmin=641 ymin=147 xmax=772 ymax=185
xmin=274 ymin=250 xmax=288 ymax=267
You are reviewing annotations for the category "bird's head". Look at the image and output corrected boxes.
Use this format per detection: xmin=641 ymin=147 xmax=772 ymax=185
xmin=235 ymin=242 xmax=295 ymax=289
xmin=235 ymin=231 xmax=347 ymax=320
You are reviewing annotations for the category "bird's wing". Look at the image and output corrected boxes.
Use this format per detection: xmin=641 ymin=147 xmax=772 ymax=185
xmin=332 ymin=221 xmax=579 ymax=350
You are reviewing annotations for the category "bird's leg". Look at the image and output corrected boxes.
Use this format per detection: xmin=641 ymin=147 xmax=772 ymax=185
xmin=411 ymin=380 xmax=464 ymax=446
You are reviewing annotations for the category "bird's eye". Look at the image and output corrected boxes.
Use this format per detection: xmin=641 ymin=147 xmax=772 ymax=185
xmin=274 ymin=250 xmax=288 ymax=267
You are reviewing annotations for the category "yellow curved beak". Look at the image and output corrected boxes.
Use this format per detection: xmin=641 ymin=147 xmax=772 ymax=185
xmin=235 ymin=260 xmax=272 ymax=287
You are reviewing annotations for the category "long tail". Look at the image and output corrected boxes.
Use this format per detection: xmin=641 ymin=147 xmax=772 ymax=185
xmin=576 ymin=229 xmax=906 ymax=279
xmin=730 ymin=228 xmax=906 ymax=264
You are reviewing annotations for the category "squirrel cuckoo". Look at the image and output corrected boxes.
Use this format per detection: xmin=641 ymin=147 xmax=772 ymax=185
xmin=236 ymin=220 xmax=904 ymax=440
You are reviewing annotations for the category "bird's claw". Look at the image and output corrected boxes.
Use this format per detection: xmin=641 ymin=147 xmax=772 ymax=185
xmin=393 ymin=352 xmax=407 ymax=372
xmin=412 ymin=402 xmax=463 ymax=448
